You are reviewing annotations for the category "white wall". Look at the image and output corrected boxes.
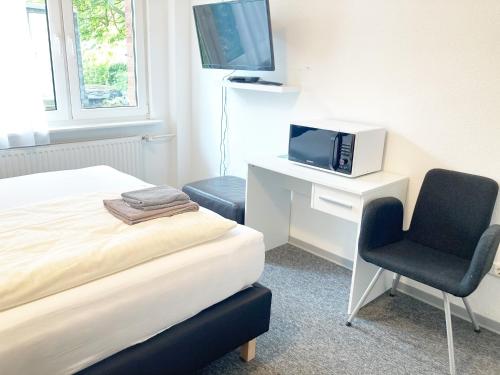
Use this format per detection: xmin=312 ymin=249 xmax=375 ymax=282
xmin=189 ymin=0 xmax=500 ymax=323
xmin=166 ymin=0 xmax=193 ymax=187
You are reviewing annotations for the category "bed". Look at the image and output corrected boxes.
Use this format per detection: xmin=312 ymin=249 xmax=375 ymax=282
xmin=0 ymin=166 xmax=271 ymax=374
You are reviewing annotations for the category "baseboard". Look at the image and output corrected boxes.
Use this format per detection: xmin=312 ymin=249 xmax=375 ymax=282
xmin=287 ymin=239 xmax=500 ymax=335
xmin=396 ymin=283 xmax=500 ymax=335
xmin=288 ymin=237 xmax=354 ymax=270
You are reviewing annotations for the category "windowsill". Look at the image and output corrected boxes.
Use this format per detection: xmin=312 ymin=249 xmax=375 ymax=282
xmin=48 ymin=119 xmax=163 ymax=134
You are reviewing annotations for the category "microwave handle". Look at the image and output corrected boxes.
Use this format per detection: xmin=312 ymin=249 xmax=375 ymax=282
xmin=330 ymin=134 xmax=340 ymax=170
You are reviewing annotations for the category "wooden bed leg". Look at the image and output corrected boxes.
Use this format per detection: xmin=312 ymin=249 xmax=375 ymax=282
xmin=240 ymin=339 xmax=256 ymax=362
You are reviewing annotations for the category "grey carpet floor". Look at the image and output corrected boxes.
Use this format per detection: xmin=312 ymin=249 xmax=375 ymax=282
xmin=199 ymin=244 xmax=500 ymax=375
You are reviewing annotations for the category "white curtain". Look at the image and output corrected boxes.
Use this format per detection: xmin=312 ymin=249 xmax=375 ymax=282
xmin=0 ymin=1 xmax=50 ymax=150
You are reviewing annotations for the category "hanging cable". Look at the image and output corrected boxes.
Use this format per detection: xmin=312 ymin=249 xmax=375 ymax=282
xmin=220 ymin=70 xmax=235 ymax=176
xmin=222 ymin=84 xmax=229 ymax=175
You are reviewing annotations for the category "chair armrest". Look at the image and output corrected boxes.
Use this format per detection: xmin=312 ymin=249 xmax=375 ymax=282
xmin=458 ymin=225 xmax=500 ymax=296
xmin=358 ymin=197 xmax=404 ymax=255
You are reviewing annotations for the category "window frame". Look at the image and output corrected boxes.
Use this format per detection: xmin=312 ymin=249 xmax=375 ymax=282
xmin=31 ymin=0 xmax=71 ymax=122
xmin=40 ymin=0 xmax=149 ymax=125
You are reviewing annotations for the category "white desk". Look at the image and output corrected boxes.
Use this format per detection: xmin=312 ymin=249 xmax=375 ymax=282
xmin=245 ymin=156 xmax=409 ymax=313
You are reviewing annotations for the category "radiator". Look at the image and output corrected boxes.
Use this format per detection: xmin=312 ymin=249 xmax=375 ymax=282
xmin=0 ymin=137 xmax=145 ymax=180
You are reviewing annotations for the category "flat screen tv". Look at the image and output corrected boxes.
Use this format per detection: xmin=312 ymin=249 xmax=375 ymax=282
xmin=193 ymin=0 xmax=275 ymax=71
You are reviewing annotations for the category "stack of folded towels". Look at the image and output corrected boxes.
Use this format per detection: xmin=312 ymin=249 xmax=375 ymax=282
xmin=104 ymin=186 xmax=199 ymax=225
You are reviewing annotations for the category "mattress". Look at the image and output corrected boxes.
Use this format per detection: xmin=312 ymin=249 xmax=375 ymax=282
xmin=0 ymin=166 xmax=265 ymax=375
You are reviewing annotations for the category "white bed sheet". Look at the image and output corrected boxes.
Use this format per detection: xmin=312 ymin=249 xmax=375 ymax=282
xmin=0 ymin=167 xmax=265 ymax=375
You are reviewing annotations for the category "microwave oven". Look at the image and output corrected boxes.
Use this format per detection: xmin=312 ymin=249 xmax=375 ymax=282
xmin=288 ymin=119 xmax=386 ymax=178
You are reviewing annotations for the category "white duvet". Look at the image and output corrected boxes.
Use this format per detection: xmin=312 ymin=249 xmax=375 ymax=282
xmin=0 ymin=192 xmax=236 ymax=312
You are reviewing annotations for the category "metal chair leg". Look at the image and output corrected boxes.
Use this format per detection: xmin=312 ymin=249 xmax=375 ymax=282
xmin=462 ymin=297 xmax=481 ymax=333
xmin=443 ymin=293 xmax=456 ymax=375
xmin=346 ymin=268 xmax=384 ymax=326
xmin=389 ymin=274 xmax=401 ymax=297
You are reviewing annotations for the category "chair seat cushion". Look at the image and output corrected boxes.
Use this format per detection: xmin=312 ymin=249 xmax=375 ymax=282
xmin=182 ymin=176 xmax=246 ymax=225
xmin=361 ymin=239 xmax=472 ymax=297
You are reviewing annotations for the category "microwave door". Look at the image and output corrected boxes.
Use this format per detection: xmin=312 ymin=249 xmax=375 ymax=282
xmin=329 ymin=133 xmax=341 ymax=170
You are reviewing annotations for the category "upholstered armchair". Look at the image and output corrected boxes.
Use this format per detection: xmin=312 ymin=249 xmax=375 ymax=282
xmin=346 ymin=169 xmax=500 ymax=375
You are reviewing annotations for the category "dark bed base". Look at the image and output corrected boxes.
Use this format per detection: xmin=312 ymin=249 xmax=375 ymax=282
xmin=79 ymin=283 xmax=272 ymax=375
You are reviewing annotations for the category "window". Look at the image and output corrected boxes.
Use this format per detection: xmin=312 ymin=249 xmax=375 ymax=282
xmin=25 ymin=0 xmax=148 ymax=124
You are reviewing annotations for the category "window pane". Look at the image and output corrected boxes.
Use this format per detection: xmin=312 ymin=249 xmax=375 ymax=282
xmin=72 ymin=0 xmax=138 ymax=109
xmin=26 ymin=0 xmax=57 ymax=111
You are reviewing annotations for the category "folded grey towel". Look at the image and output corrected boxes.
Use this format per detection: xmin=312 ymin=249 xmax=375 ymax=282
xmin=104 ymin=199 xmax=199 ymax=225
xmin=122 ymin=186 xmax=190 ymax=208
xmin=127 ymin=198 xmax=191 ymax=211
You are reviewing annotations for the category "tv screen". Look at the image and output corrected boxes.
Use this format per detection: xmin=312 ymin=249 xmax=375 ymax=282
xmin=193 ymin=0 xmax=275 ymax=71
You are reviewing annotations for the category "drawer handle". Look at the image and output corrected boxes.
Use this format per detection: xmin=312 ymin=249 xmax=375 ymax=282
xmin=319 ymin=195 xmax=353 ymax=209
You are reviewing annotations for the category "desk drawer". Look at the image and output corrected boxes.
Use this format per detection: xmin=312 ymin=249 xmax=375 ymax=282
xmin=311 ymin=184 xmax=362 ymax=222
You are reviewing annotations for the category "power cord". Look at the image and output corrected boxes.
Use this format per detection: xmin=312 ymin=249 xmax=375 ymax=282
xmin=220 ymin=70 xmax=235 ymax=176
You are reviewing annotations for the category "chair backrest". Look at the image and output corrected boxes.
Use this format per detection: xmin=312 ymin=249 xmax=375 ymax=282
xmin=407 ymin=169 xmax=498 ymax=260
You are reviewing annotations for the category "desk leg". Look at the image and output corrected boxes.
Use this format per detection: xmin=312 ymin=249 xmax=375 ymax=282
xmin=348 ymin=182 xmax=409 ymax=313
xmin=348 ymin=227 xmax=391 ymax=314
xmin=246 ymin=165 xmax=291 ymax=250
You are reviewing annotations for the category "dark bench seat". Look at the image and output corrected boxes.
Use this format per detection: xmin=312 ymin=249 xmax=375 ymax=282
xmin=182 ymin=176 xmax=246 ymax=225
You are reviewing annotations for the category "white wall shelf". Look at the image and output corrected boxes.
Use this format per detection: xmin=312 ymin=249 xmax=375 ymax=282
xmin=223 ymin=81 xmax=300 ymax=94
